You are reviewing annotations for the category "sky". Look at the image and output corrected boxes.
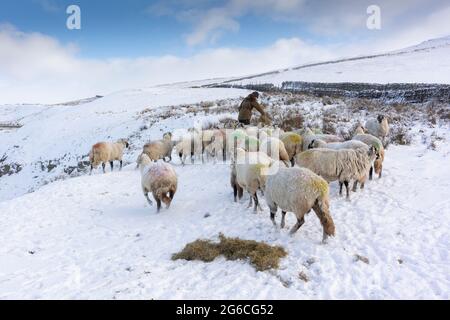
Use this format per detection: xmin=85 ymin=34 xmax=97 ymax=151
xmin=0 ymin=0 xmax=450 ymax=104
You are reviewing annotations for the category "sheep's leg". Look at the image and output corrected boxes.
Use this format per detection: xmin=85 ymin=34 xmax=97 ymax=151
xmin=344 ymin=181 xmax=350 ymax=199
xmin=233 ymin=185 xmax=238 ymax=202
xmin=90 ymin=164 xmax=93 ymax=175
xmin=270 ymin=209 xmax=277 ymax=226
xmin=238 ymin=186 xmax=243 ymax=200
xmin=102 ymin=163 xmax=106 ymax=173
xmin=290 ymin=158 xmax=295 ymax=167
xmin=379 ymin=167 xmax=382 ymax=179
xmin=110 ymin=161 xmax=114 ymax=172
xmin=156 ymin=199 xmax=162 ymax=213
xmin=253 ymin=193 xmax=261 ymax=213
xmin=352 ymin=180 xmax=358 ymax=192
xmin=119 ymin=160 xmax=123 ymax=171
xmin=369 ymin=166 xmax=373 ymax=180
xmin=339 ymin=182 xmax=343 ymax=196
xmin=281 ymin=211 xmax=287 ymax=229
xmin=289 ymin=216 xmax=305 ymax=235
xmin=247 ymin=194 xmax=253 ymax=208
xmin=312 ymin=200 xmax=335 ymax=243
xmin=144 ymin=192 xmax=153 ymax=206
xmin=190 ymin=152 xmax=194 ymax=164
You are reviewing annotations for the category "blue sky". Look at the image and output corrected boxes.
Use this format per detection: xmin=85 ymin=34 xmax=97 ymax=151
xmin=0 ymin=0 xmax=317 ymax=58
xmin=0 ymin=0 xmax=400 ymax=58
xmin=0 ymin=0 xmax=449 ymax=103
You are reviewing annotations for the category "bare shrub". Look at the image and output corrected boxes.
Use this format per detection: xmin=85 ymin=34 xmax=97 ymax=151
xmin=269 ymin=108 xmax=304 ymax=131
xmin=389 ymin=126 xmax=412 ymax=145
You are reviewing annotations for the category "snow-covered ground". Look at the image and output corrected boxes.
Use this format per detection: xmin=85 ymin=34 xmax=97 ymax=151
xmin=0 ymin=86 xmax=247 ymax=202
xmin=225 ymin=36 xmax=450 ymax=86
xmin=0 ymin=137 xmax=449 ymax=299
xmin=1 ymin=36 xmax=449 ymax=299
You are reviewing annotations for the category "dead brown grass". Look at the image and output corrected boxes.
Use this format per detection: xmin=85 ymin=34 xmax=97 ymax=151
xmin=172 ymin=233 xmax=287 ymax=271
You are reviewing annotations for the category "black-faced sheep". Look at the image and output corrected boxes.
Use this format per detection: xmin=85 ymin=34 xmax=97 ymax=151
xmin=136 ymin=154 xmax=178 ymax=213
xmin=265 ymin=166 xmax=335 ymax=242
xmin=89 ymin=139 xmax=129 ymax=174
xmin=143 ymin=132 xmax=174 ymax=162
xmin=365 ymin=115 xmax=389 ymax=147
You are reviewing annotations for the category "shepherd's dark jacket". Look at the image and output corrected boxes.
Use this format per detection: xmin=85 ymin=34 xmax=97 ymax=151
xmin=238 ymin=94 xmax=265 ymax=121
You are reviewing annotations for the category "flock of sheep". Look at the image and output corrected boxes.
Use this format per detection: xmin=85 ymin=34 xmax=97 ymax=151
xmin=88 ymin=113 xmax=389 ymax=243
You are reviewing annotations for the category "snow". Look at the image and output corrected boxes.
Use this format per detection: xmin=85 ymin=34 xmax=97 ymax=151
xmin=227 ymin=37 xmax=450 ymax=86
xmin=0 ymin=139 xmax=449 ymax=299
xmin=1 ymin=37 xmax=450 ymax=299
xmin=0 ymin=86 xmax=247 ymax=202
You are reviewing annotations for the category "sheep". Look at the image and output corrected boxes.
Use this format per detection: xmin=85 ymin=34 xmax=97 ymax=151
xmin=352 ymin=133 xmax=385 ymax=180
xmin=234 ymin=148 xmax=274 ymax=212
xmin=89 ymin=139 xmax=129 ymax=174
xmin=230 ymin=162 xmax=243 ymax=202
xmin=245 ymin=126 xmax=259 ymax=138
xmin=226 ymin=128 xmax=248 ymax=159
xmin=307 ymin=139 xmax=372 ymax=192
xmin=295 ymin=147 xmax=376 ymax=199
xmin=280 ymin=132 xmax=303 ymax=166
xmin=142 ymin=132 xmax=174 ymax=163
xmin=136 ymin=153 xmax=178 ymax=213
xmin=265 ymin=166 xmax=335 ymax=242
xmin=259 ymin=131 xmax=291 ymax=167
xmin=301 ymin=131 xmax=344 ymax=152
xmin=365 ymin=115 xmax=390 ymax=147
xmin=204 ymin=129 xmax=226 ymax=162
xmin=175 ymin=130 xmax=203 ymax=165
xmin=308 ymin=139 xmax=369 ymax=151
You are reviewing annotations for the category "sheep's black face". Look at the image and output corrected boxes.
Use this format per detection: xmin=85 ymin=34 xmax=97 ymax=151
xmin=377 ymin=115 xmax=384 ymax=123
xmin=125 ymin=141 xmax=130 ymax=148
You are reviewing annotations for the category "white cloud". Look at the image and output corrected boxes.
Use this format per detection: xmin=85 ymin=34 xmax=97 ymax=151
xmin=0 ymin=25 xmax=336 ymax=104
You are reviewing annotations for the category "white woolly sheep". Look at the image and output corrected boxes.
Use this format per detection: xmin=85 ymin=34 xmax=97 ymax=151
xmin=301 ymin=131 xmax=344 ymax=152
xmin=230 ymin=162 xmax=243 ymax=202
xmin=89 ymin=139 xmax=129 ymax=174
xmin=308 ymin=139 xmax=369 ymax=151
xmin=365 ymin=115 xmax=390 ymax=146
xmin=204 ymin=129 xmax=226 ymax=162
xmin=280 ymin=132 xmax=303 ymax=166
xmin=308 ymin=139 xmax=372 ymax=192
xmin=265 ymin=166 xmax=335 ymax=242
xmin=143 ymin=132 xmax=174 ymax=162
xmin=259 ymin=131 xmax=291 ymax=167
xmin=176 ymin=130 xmax=203 ymax=165
xmin=352 ymin=133 xmax=385 ymax=180
xmin=234 ymin=148 xmax=274 ymax=212
xmin=226 ymin=128 xmax=248 ymax=159
xmin=295 ymin=147 xmax=376 ymax=199
xmin=136 ymin=154 xmax=178 ymax=213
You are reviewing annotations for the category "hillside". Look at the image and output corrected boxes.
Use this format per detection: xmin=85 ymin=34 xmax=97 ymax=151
xmin=221 ymin=36 xmax=450 ymax=86
xmin=1 ymin=37 xmax=450 ymax=299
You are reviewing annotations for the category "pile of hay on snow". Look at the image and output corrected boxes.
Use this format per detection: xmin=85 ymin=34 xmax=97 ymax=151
xmin=172 ymin=233 xmax=287 ymax=271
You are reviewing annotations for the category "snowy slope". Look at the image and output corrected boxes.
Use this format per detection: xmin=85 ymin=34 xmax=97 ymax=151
xmin=224 ymin=36 xmax=450 ymax=86
xmin=1 ymin=36 xmax=450 ymax=300
xmin=0 ymin=86 xmax=247 ymax=201
xmin=0 ymin=140 xmax=449 ymax=299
